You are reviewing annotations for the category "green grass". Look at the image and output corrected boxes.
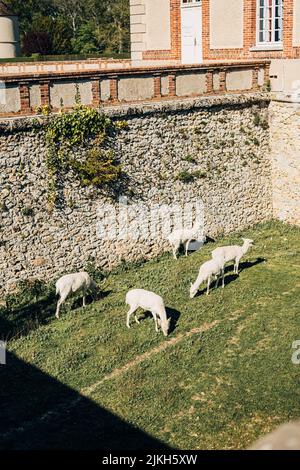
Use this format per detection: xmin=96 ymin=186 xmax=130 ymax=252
xmin=1 ymin=220 xmax=300 ymax=449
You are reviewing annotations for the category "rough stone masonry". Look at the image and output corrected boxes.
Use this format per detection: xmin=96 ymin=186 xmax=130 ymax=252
xmin=270 ymin=99 xmax=300 ymax=225
xmin=0 ymin=93 xmax=272 ymax=294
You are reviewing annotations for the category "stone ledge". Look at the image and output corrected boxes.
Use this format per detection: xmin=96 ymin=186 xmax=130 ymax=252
xmin=0 ymin=92 xmax=271 ymax=134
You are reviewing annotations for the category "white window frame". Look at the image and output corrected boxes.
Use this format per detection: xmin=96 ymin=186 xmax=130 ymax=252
xmin=254 ymin=0 xmax=283 ymax=50
xmin=181 ymin=0 xmax=202 ymax=7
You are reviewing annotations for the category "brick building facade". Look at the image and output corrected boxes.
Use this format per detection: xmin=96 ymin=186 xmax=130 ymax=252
xmin=130 ymin=0 xmax=300 ymax=91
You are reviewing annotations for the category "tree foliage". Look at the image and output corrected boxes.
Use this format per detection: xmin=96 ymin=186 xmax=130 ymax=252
xmin=6 ymin=0 xmax=130 ymax=56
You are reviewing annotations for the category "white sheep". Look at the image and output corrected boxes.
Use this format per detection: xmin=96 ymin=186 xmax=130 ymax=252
xmin=126 ymin=289 xmax=171 ymax=336
xmin=168 ymin=227 xmax=206 ymax=259
xmin=55 ymin=272 xmax=97 ymax=319
xmin=190 ymin=257 xmax=225 ymax=298
xmin=211 ymin=238 xmax=254 ymax=275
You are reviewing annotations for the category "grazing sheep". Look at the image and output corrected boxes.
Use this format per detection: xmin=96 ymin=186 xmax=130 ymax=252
xmin=190 ymin=257 xmax=225 ymax=298
xmin=212 ymin=238 xmax=254 ymax=275
xmin=55 ymin=272 xmax=97 ymax=319
xmin=168 ymin=227 xmax=206 ymax=259
xmin=126 ymin=289 xmax=170 ymax=337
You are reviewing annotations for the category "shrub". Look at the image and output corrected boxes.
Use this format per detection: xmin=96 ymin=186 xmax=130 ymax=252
xmin=183 ymin=155 xmax=197 ymax=164
xmin=45 ymin=105 xmax=126 ymax=207
xmin=176 ymin=171 xmax=195 ymax=183
xmin=5 ymin=279 xmax=48 ymax=311
xmin=71 ymin=149 xmax=122 ymax=188
xmin=21 ymin=207 xmax=34 ymax=217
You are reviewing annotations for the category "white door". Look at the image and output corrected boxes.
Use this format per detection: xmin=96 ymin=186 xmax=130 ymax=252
xmin=181 ymin=2 xmax=202 ymax=64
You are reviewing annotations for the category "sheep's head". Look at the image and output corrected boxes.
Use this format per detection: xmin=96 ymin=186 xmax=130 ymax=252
xmin=90 ymin=280 xmax=100 ymax=300
xmin=161 ymin=318 xmax=171 ymax=337
xmin=190 ymin=283 xmax=198 ymax=299
xmin=242 ymin=238 xmax=254 ymax=248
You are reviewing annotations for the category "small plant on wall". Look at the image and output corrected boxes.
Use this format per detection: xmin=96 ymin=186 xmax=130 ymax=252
xmin=44 ymin=105 xmax=127 ymax=208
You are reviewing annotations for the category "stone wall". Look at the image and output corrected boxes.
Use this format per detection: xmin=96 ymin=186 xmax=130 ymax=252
xmin=270 ymin=99 xmax=300 ymax=224
xmin=0 ymin=94 xmax=272 ymax=294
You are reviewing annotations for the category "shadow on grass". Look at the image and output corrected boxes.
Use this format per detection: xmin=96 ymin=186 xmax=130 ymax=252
xmin=0 ymin=315 xmax=172 ymax=450
xmin=0 ymin=289 xmax=113 ymax=341
xmin=132 ymin=307 xmax=181 ymax=335
xmin=205 ymin=236 xmax=216 ymax=244
xmin=223 ymin=257 xmax=266 ymax=284
xmin=71 ymin=290 xmax=112 ymax=310
xmin=239 ymin=257 xmax=266 ymax=271
xmin=167 ymin=307 xmax=181 ymax=334
xmin=0 ymin=293 xmax=57 ymax=341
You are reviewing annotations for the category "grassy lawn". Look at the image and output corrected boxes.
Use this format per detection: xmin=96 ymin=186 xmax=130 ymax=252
xmin=1 ymin=220 xmax=300 ymax=449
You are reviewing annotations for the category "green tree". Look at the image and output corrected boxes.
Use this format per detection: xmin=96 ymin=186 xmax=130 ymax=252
xmin=52 ymin=0 xmax=87 ymax=36
xmin=6 ymin=0 xmax=130 ymax=57
xmin=94 ymin=0 xmax=130 ymax=55
xmin=71 ymin=23 xmax=99 ymax=54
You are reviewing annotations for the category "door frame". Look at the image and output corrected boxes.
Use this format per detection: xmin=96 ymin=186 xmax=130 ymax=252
xmin=181 ymin=0 xmax=203 ymax=65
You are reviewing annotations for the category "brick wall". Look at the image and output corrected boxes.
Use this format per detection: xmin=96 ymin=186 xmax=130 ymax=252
xmin=142 ymin=0 xmax=181 ymax=61
xmin=138 ymin=0 xmax=300 ymax=63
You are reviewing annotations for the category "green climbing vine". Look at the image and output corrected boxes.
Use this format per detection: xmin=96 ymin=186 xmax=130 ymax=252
xmin=44 ymin=105 xmax=127 ymax=208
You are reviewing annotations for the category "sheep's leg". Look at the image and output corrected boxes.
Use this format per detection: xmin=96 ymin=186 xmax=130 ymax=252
xmin=82 ymin=288 xmax=87 ymax=308
xmin=55 ymin=300 xmax=62 ymax=319
xmin=55 ymin=291 xmax=68 ymax=319
xmin=173 ymin=242 xmax=180 ymax=260
xmin=185 ymin=239 xmax=192 ymax=257
xmin=185 ymin=241 xmax=188 ymax=257
xmin=127 ymin=306 xmax=137 ymax=329
xmin=222 ymin=268 xmax=225 ymax=288
xmin=152 ymin=312 xmax=159 ymax=333
xmin=235 ymin=258 xmax=240 ymax=275
xmin=184 ymin=242 xmax=187 ymax=257
xmin=134 ymin=312 xmax=141 ymax=324
xmin=215 ymin=274 xmax=220 ymax=289
xmin=206 ymin=276 xmax=211 ymax=295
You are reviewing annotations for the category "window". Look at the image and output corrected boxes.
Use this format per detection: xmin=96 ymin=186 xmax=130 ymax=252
xmin=182 ymin=0 xmax=201 ymax=5
xmin=257 ymin=0 xmax=283 ymax=45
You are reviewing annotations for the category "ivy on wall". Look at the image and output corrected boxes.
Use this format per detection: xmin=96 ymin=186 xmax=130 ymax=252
xmin=44 ymin=105 xmax=127 ymax=208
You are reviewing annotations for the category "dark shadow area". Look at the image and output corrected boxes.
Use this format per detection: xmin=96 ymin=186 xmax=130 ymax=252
xmin=239 ymin=257 xmax=266 ymax=272
xmin=71 ymin=290 xmax=112 ymax=310
xmin=223 ymin=257 xmax=266 ymax=282
xmin=223 ymin=273 xmax=239 ymax=287
xmin=0 ymin=293 xmax=57 ymax=341
xmin=0 ymin=315 xmax=172 ymax=450
xmin=133 ymin=307 xmax=181 ymax=335
xmin=205 ymin=236 xmax=216 ymax=244
xmin=166 ymin=307 xmax=181 ymax=335
xmin=108 ymin=170 xmax=133 ymax=200
xmin=0 ymin=288 xmax=113 ymax=341
xmin=195 ymin=283 xmax=218 ymax=297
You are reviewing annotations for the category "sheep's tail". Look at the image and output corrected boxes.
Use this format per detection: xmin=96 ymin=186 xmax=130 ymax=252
xmin=125 ymin=292 xmax=132 ymax=306
xmin=55 ymin=284 xmax=60 ymax=296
